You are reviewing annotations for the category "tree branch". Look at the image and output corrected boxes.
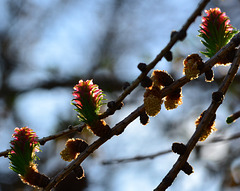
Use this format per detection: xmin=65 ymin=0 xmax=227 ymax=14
xmin=153 ymin=47 xmax=240 ymax=191
xmin=1 ymin=29 xmax=239 ymax=191
xmin=43 ymin=32 xmax=240 ymax=191
xmin=37 ymin=123 xmax=85 ymax=145
xmin=43 ymin=105 xmax=145 ymax=191
xmin=99 ymin=0 xmax=211 ymax=119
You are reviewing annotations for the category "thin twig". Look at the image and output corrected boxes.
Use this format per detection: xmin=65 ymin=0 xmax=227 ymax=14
xmin=154 ymin=48 xmax=240 ymax=191
xmin=102 ymin=131 xmax=240 ymax=165
xmin=102 ymin=150 xmax=172 ymax=165
xmin=37 ymin=123 xmax=85 ymax=145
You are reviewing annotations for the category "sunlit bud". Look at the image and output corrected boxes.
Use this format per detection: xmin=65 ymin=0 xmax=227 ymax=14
xmin=195 ymin=111 xmax=217 ymax=142
xmin=164 ymin=88 xmax=183 ymax=110
xmin=72 ymin=80 xmax=111 ymax=137
xmin=88 ymin=119 xmax=111 ymax=137
xmin=60 ymin=138 xmax=88 ymax=162
xmin=144 ymin=86 xmax=163 ymax=116
xmin=8 ymin=127 xmax=49 ymax=188
xmin=199 ymin=7 xmax=238 ymax=60
xmin=72 ymin=79 xmax=104 ymax=124
xmin=183 ymin=54 xmax=204 ymax=80
xmin=151 ymin=70 xmax=174 ymax=88
xmin=9 ymin=127 xmax=40 ymax=176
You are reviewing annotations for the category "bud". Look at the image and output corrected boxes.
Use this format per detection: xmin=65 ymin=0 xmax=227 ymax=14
xmin=8 ymin=127 xmax=49 ymax=188
xmin=199 ymin=7 xmax=238 ymax=61
xmin=226 ymin=111 xmax=240 ymax=124
xmin=72 ymin=80 xmax=111 ymax=137
xmin=181 ymin=162 xmax=194 ymax=175
xmin=87 ymin=119 xmax=111 ymax=137
xmin=151 ymin=70 xmax=174 ymax=88
xmin=205 ymin=69 xmax=214 ymax=82
xmin=164 ymin=88 xmax=183 ymax=110
xmin=183 ymin=54 xmax=204 ymax=80
xmin=144 ymin=86 xmax=163 ymax=116
xmin=72 ymin=80 xmax=104 ymax=124
xmin=212 ymin=91 xmax=224 ymax=103
xmin=172 ymin=143 xmax=187 ymax=155
xmin=139 ymin=111 xmax=149 ymax=125
xmin=141 ymin=76 xmax=153 ymax=88
xmin=73 ymin=165 xmax=85 ymax=180
xmin=138 ymin=63 xmax=147 ymax=72
xmin=60 ymin=138 xmax=88 ymax=162
xmin=164 ymin=50 xmax=173 ymax=62
xmin=9 ymin=127 xmax=39 ymax=175
xmin=170 ymin=30 xmax=178 ymax=40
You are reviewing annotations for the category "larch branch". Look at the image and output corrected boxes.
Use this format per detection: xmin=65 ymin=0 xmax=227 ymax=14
xmin=153 ymin=48 xmax=240 ymax=191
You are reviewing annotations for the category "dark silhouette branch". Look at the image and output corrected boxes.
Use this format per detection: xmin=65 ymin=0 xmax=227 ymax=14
xmin=37 ymin=124 xmax=85 ymax=146
xmin=99 ymin=0 xmax=211 ymax=119
xmin=2 ymin=1 xmax=240 ymax=190
xmin=1 ymin=29 xmax=239 ymax=191
xmin=43 ymin=105 xmax=145 ymax=191
xmin=153 ymin=47 xmax=240 ymax=191
xmin=43 ymin=31 xmax=240 ymax=191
